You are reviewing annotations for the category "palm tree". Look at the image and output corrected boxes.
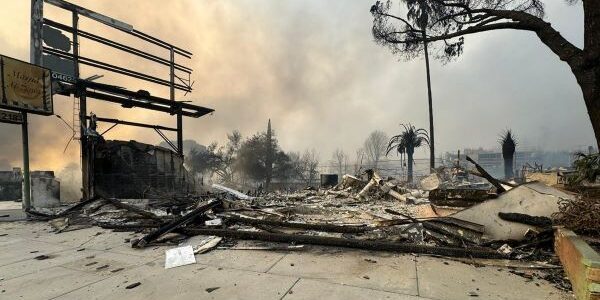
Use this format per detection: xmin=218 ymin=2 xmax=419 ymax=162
xmin=386 ymin=124 xmax=429 ymax=183
xmin=499 ymin=130 xmax=517 ymax=179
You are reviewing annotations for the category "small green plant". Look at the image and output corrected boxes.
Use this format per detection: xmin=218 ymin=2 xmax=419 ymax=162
xmin=570 ymin=152 xmax=600 ymax=185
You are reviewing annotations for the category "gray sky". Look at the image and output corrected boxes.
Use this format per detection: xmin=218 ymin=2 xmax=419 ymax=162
xmin=0 ymin=0 xmax=594 ymax=171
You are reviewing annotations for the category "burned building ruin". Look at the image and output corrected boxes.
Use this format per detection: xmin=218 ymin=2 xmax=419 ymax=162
xmin=0 ymin=168 xmax=22 ymax=201
xmin=93 ymin=140 xmax=195 ymax=199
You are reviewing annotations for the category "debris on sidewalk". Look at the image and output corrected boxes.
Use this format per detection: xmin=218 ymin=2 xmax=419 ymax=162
xmin=184 ymin=236 xmax=223 ymax=254
xmin=21 ymin=166 xmax=578 ymax=280
xmin=125 ymin=282 xmax=141 ymax=289
xmin=212 ymin=184 xmax=253 ymax=200
xmin=165 ymin=245 xmax=196 ymax=269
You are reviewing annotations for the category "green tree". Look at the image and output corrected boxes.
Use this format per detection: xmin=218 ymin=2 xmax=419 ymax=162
xmin=371 ymin=0 xmax=600 ymax=149
xmin=186 ymin=143 xmax=220 ymax=179
xmin=386 ymin=123 xmax=429 ymax=182
xmin=236 ymin=126 xmax=291 ymax=188
xmin=570 ymin=152 xmax=600 ymax=185
xmin=186 ymin=130 xmax=242 ymax=183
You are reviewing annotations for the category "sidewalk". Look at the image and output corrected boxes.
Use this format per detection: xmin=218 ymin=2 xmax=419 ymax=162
xmin=0 ymin=221 xmax=573 ymax=300
xmin=0 ymin=201 xmax=26 ymax=221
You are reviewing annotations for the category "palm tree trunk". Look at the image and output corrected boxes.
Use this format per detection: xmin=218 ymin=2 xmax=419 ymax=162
xmin=504 ymin=155 xmax=514 ymax=179
xmin=407 ymin=152 xmax=414 ymax=183
xmin=423 ymin=30 xmax=435 ymax=172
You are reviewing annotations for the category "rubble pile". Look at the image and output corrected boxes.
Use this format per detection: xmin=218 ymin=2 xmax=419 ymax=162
xmin=554 ymin=196 xmax=600 ymax=235
xmin=27 ymin=164 xmax=575 ymax=265
xmin=22 ymin=160 xmax=583 ymax=292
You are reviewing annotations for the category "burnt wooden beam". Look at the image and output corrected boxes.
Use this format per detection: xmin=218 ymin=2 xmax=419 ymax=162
xmin=102 ymin=198 xmax=163 ymax=221
xmin=498 ymin=212 xmax=553 ymax=227
xmin=182 ymin=228 xmax=506 ymax=259
xmin=223 ymin=215 xmax=371 ymax=233
xmin=466 ymin=156 xmax=507 ymax=193
xmin=132 ymin=199 xmax=221 ymax=248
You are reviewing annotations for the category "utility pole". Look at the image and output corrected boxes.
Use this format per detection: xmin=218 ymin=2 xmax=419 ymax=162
xmin=21 ymin=112 xmax=31 ymax=211
xmin=24 ymin=0 xmax=43 ymax=211
xmin=423 ymin=29 xmax=435 ymax=172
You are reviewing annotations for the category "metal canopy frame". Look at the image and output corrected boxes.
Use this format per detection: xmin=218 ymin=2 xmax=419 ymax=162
xmin=30 ymin=0 xmax=214 ymax=201
xmin=79 ymin=80 xmax=213 ymax=118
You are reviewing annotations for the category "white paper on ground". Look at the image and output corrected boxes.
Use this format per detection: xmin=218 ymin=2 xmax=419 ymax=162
xmin=165 ymin=245 xmax=196 ymax=269
xmin=205 ymin=218 xmax=222 ymax=226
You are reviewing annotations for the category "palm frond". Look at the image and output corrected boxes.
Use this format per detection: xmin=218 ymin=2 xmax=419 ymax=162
xmin=387 ymin=123 xmax=429 ymax=157
xmin=499 ymin=129 xmax=517 ymax=156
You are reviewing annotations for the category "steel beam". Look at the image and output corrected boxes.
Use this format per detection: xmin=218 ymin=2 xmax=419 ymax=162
xmin=86 ymin=116 xmax=178 ymax=132
xmin=84 ymin=91 xmax=210 ymax=118
xmin=43 ymin=0 xmax=192 ymax=58
xmin=21 ymin=112 xmax=31 ymax=211
xmin=43 ymin=47 xmax=192 ymax=92
xmin=42 ymin=19 xmax=192 ymax=73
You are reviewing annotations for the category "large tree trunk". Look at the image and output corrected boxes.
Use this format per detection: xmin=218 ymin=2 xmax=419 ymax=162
xmin=407 ymin=151 xmax=414 ymax=183
xmin=522 ymin=0 xmax=600 ymax=149
xmin=576 ymin=0 xmax=600 ymax=150
xmin=577 ymin=68 xmax=600 ymax=150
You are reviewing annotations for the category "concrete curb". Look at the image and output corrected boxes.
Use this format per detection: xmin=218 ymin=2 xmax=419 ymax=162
xmin=555 ymin=227 xmax=600 ymax=300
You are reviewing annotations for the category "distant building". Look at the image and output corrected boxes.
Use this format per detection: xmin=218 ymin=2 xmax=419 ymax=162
xmin=444 ymin=147 xmax=587 ymax=178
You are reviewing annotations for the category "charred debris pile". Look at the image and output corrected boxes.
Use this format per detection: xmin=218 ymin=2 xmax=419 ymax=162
xmin=26 ymin=156 xmax=579 ymax=267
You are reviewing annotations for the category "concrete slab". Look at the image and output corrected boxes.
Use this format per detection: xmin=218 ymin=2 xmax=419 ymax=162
xmin=54 ymin=264 xmax=299 ymax=300
xmin=108 ymin=242 xmax=169 ymax=258
xmin=26 ymin=227 xmax=132 ymax=251
xmin=197 ymin=248 xmax=287 ymax=272
xmin=0 ymin=248 xmax=100 ymax=280
xmin=450 ymin=182 xmax=570 ymax=240
xmin=282 ymin=278 xmax=428 ymax=300
xmin=0 ymin=239 xmax=73 ymax=266
xmin=0 ymin=220 xmax=51 ymax=237
xmin=0 ymin=201 xmax=21 ymax=209
xmin=0 ymin=208 xmax=26 ymax=221
xmin=267 ymin=249 xmax=418 ymax=296
xmin=0 ymin=221 xmax=575 ymax=300
xmin=0 ymin=266 xmax=105 ymax=300
xmin=59 ymin=250 xmax=158 ymax=276
xmin=0 ymin=230 xmax=27 ymax=246
xmin=416 ymin=256 xmax=571 ymax=300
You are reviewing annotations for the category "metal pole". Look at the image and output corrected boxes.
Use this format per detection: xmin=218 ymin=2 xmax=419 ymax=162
xmin=72 ymin=11 xmax=89 ymax=200
xmin=80 ymin=91 xmax=88 ymax=200
xmin=176 ymin=112 xmax=183 ymax=156
xmin=170 ymin=47 xmax=184 ymax=156
xmin=30 ymin=0 xmax=43 ymax=66
xmin=72 ymin=11 xmax=80 ymax=77
xmin=21 ymin=112 xmax=31 ymax=211
xmin=169 ymin=47 xmax=175 ymax=101
xmin=423 ymin=30 xmax=435 ymax=172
